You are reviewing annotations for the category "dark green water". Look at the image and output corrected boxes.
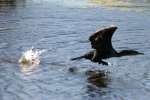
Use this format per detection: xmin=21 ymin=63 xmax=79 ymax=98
xmin=0 ymin=0 xmax=150 ymax=100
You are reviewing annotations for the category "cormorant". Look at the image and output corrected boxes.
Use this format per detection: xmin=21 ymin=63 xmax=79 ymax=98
xmin=71 ymin=25 xmax=143 ymax=65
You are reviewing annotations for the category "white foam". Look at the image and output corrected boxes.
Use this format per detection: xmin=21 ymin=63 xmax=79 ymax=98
xmin=19 ymin=47 xmax=46 ymax=73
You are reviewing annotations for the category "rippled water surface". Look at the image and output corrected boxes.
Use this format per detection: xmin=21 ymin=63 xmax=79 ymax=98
xmin=0 ymin=0 xmax=150 ymax=100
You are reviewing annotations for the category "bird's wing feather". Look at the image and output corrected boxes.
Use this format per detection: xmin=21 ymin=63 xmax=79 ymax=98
xmin=89 ymin=26 xmax=117 ymax=50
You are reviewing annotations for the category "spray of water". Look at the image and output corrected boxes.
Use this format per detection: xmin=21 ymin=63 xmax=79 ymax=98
xmin=19 ymin=47 xmax=46 ymax=73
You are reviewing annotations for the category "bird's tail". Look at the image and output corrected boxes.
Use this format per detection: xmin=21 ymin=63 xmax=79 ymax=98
xmin=71 ymin=56 xmax=84 ymax=61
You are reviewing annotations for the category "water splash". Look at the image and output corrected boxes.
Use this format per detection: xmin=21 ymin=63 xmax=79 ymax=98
xmin=19 ymin=47 xmax=46 ymax=73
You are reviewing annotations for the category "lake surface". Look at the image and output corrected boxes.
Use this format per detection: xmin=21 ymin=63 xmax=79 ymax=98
xmin=0 ymin=0 xmax=150 ymax=100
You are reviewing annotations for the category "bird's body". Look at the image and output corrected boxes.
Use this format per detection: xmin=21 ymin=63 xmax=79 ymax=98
xmin=71 ymin=25 xmax=143 ymax=65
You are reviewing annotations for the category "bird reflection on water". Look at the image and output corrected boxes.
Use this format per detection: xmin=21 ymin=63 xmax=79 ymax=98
xmin=85 ymin=69 xmax=111 ymax=98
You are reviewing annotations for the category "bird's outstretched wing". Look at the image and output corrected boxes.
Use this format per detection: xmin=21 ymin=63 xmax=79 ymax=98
xmin=71 ymin=25 xmax=118 ymax=64
xmin=89 ymin=25 xmax=117 ymax=50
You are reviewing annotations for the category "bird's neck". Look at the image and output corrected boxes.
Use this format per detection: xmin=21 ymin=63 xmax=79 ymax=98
xmin=117 ymin=50 xmax=143 ymax=57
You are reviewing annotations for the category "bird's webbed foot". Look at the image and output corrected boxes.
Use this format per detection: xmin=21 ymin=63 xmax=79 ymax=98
xmin=98 ymin=60 xmax=108 ymax=65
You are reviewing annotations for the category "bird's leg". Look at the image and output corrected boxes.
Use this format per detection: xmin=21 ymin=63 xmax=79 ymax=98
xmin=98 ymin=60 xmax=108 ymax=65
xmin=91 ymin=50 xmax=108 ymax=65
xmin=91 ymin=50 xmax=97 ymax=61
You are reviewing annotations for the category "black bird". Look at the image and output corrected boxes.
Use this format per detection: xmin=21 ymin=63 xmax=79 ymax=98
xmin=71 ymin=25 xmax=143 ymax=65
